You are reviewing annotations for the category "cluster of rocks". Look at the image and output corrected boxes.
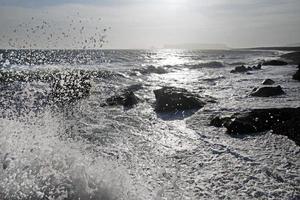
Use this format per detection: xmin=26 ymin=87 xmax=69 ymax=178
xmin=230 ymin=59 xmax=290 ymax=74
xmin=210 ymin=107 xmax=300 ymax=145
xmin=102 ymin=86 xmax=216 ymax=114
xmin=230 ymin=64 xmax=261 ymax=73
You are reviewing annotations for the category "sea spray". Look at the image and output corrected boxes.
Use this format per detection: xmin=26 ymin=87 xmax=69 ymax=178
xmin=0 ymin=111 xmax=144 ymax=200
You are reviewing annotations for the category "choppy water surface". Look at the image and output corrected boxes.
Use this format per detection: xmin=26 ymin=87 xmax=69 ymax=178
xmin=0 ymin=49 xmax=299 ymax=199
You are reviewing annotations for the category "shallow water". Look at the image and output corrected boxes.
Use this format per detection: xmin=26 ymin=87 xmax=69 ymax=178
xmin=0 ymin=49 xmax=299 ymax=199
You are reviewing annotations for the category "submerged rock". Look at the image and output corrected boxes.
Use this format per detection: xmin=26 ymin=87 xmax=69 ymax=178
xmin=103 ymin=91 xmax=139 ymax=108
xmin=188 ymin=61 xmax=225 ymax=69
xmin=137 ymin=65 xmax=168 ymax=75
xmin=153 ymin=87 xmax=206 ymax=112
xmin=262 ymin=79 xmax=275 ymax=85
xmin=210 ymin=107 xmax=300 ymax=145
xmin=250 ymin=86 xmax=285 ymax=97
xmin=262 ymin=60 xmax=288 ymax=66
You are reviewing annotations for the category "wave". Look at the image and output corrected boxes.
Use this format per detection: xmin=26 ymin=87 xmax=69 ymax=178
xmin=185 ymin=61 xmax=226 ymax=69
xmin=131 ymin=65 xmax=168 ymax=75
xmin=0 ymin=111 xmax=144 ymax=200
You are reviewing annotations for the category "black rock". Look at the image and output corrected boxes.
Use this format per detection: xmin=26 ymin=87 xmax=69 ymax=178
xmin=104 ymin=91 xmax=139 ymax=108
xmin=262 ymin=79 xmax=275 ymax=85
xmin=250 ymin=86 xmax=285 ymax=97
xmin=253 ymin=63 xmax=262 ymax=70
xmin=293 ymin=68 xmax=300 ymax=81
xmin=230 ymin=64 xmax=262 ymax=73
xmin=230 ymin=65 xmax=248 ymax=73
xmin=153 ymin=87 xmax=206 ymax=112
xmin=210 ymin=108 xmax=300 ymax=145
xmin=262 ymin=60 xmax=288 ymax=66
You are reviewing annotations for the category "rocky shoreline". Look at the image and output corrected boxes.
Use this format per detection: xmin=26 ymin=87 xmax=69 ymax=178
xmin=1 ymin=49 xmax=299 ymax=145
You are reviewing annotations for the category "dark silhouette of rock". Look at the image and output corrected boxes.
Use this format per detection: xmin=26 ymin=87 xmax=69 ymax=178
xmin=250 ymin=86 xmax=285 ymax=97
xmin=230 ymin=65 xmax=248 ymax=73
xmin=262 ymin=79 xmax=275 ymax=85
xmin=210 ymin=107 xmax=300 ymax=145
xmin=253 ymin=63 xmax=262 ymax=70
xmin=153 ymin=87 xmax=206 ymax=112
xmin=104 ymin=91 xmax=138 ymax=108
xmin=262 ymin=60 xmax=288 ymax=66
xmin=293 ymin=65 xmax=300 ymax=81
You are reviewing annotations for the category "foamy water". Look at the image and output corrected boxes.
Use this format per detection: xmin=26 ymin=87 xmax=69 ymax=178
xmin=0 ymin=49 xmax=299 ymax=199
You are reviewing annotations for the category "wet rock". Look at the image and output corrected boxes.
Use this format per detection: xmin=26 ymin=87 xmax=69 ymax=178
xmin=153 ymin=87 xmax=206 ymax=112
xmin=253 ymin=63 xmax=262 ymax=70
xmin=230 ymin=65 xmax=248 ymax=73
xmin=292 ymin=65 xmax=300 ymax=81
xmin=250 ymin=86 xmax=285 ymax=97
xmin=262 ymin=60 xmax=288 ymax=66
xmin=210 ymin=107 xmax=300 ymax=145
xmin=103 ymin=91 xmax=138 ymax=108
xmin=262 ymin=79 xmax=275 ymax=85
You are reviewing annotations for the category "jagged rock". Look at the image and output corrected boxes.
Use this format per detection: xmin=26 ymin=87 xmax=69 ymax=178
xmin=104 ymin=91 xmax=138 ymax=108
xmin=262 ymin=79 xmax=275 ymax=85
xmin=262 ymin=60 xmax=288 ymax=66
xmin=250 ymin=86 xmax=285 ymax=97
xmin=153 ymin=87 xmax=206 ymax=112
xmin=210 ymin=107 xmax=300 ymax=145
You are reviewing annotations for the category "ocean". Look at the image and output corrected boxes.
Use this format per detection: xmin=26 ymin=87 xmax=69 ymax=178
xmin=0 ymin=49 xmax=299 ymax=199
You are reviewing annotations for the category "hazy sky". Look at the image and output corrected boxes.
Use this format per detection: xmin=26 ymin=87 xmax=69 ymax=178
xmin=0 ymin=0 xmax=300 ymax=49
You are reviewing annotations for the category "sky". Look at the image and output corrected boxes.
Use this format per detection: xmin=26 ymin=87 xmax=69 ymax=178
xmin=0 ymin=0 xmax=300 ymax=49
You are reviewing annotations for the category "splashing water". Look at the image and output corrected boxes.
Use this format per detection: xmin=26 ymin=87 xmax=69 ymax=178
xmin=0 ymin=109 xmax=148 ymax=200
